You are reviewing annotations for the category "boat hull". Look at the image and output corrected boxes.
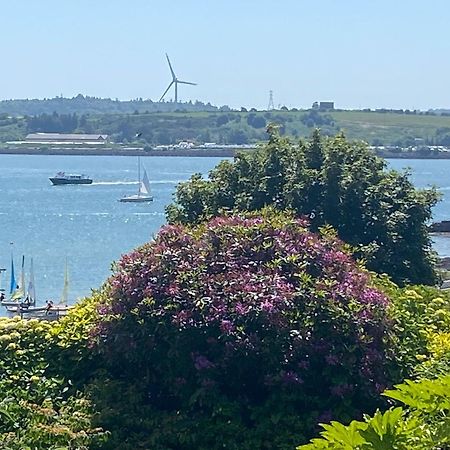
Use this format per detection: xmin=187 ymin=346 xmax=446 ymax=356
xmin=5 ymin=304 xmax=72 ymax=320
xmin=50 ymin=178 xmax=93 ymax=185
xmin=119 ymin=195 xmax=153 ymax=203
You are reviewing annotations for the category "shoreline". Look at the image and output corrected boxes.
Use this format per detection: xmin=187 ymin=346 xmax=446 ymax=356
xmin=2 ymin=146 xmax=450 ymax=159
xmin=375 ymin=151 xmax=450 ymax=159
xmin=0 ymin=146 xmax=242 ymax=157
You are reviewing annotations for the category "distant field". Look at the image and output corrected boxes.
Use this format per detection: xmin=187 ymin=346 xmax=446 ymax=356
xmin=329 ymin=110 xmax=450 ymax=144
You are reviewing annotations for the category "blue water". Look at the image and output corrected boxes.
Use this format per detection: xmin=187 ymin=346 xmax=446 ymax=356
xmin=1 ymin=155 xmax=450 ymax=307
xmin=0 ymin=155 xmax=225 ymax=305
xmin=387 ymin=159 xmax=450 ymax=258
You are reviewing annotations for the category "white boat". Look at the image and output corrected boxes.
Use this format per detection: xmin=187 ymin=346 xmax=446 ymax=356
xmin=7 ymin=303 xmax=71 ymax=321
xmin=119 ymin=157 xmax=153 ymax=203
xmin=49 ymin=172 xmax=93 ymax=185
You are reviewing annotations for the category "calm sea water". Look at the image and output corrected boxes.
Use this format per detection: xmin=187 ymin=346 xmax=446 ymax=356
xmin=1 ymin=155 xmax=450 ymax=307
xmin=0 ymin=155 xmax=225 ymax=307
xmin=387 ymin=159 xmax=450 ymax=258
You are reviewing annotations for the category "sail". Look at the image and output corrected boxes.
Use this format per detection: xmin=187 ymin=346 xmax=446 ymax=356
xmin=9 ymin=255 xmax=16 ymax=295
xmin=60 ymin=261 xmax=69 ymax=305
xmin=27 ymin=258 xmax=36 ymax=305
xmin=11 ymin=256 xmax=25 ymax=300
xmin=139 ymin=169 xmax=151 ymax=196
xmin=20 ymin=255 xmax=25 ymax=296
xmin=0 ymin=268 xmax=5 ymax=293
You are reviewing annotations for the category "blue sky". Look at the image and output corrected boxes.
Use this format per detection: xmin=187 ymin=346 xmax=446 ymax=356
xmin=1 ymin=0 xmax=449 ymax=110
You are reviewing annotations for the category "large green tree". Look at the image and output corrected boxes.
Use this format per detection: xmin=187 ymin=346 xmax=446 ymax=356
xmin=167 ymin=126 xmax=440 ymax=286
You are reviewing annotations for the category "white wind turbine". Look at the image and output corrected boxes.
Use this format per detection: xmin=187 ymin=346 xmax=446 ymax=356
xmin=159 ymin=53 xmax=197 ymax=103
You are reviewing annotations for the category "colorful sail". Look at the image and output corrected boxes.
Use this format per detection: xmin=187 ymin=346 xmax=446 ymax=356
xmin=11 ymin=256 xmax=25 ymax=300
xmin=20 ymin=255 xmax=25 ymax=296
xmin=9 ymin=255 xmax=16 ymax=295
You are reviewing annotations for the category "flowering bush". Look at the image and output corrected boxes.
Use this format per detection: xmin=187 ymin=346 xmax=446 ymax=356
xmin=93 ymin=211 xmax=399 ymax=449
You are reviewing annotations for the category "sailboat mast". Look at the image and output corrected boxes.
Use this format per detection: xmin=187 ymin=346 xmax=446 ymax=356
xmin=20 ymin=255 xmax=25 ymax=297
xmin=138 ymin=156 xmax=141 ymax=196
xmin=27 ymin=257 xmax=36 ymax=305
xmin=61 ymin=259 xmax=69 ymax=305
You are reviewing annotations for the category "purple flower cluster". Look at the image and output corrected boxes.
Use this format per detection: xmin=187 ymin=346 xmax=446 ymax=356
xmin=94 ymin=212 xmax=396 ymax=414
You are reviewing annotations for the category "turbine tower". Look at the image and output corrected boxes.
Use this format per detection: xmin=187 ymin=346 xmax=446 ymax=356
xmin=159 ymin=53 xmax=197 ymax=103
xmin=268 ymin=90 xmax=275 ymax=110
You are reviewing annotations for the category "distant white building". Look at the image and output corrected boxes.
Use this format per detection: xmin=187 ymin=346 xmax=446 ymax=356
xmin=176 ymin=141 xmax=195 ymax=149
xmin=24 ymin=133 xmax=108 ymax=144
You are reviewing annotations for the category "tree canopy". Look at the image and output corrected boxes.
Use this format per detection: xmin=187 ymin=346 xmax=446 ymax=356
xmin=167 ymin=126 xmax=440 ymax=286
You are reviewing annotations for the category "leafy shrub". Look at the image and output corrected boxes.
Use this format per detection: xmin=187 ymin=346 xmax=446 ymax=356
xmin=297 ymin=375 xmax=450 ymax=450
xmin=380 ymin=282 xmax=450 ymax=378
xmin=0 ymin=317 xmax=106 ymax=449
xmin=49 ymin=291 xmax=104 ymax=383
xmin=91 ymin=211 xmax=399 ymax=449
xmin=417 ymin=332 xmax=450 ymax=378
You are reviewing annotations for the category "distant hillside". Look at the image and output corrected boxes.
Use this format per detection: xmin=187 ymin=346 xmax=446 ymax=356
xmin=328 ymin=110 xmax=450 ymax=146
xmin=0 ymin=95 xmax=220 ymax=116
xmin=2 ymin=109 xmax=450 ymax=147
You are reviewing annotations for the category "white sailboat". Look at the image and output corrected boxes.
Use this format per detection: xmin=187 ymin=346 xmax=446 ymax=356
xmin=23 ymin=261 xmax=71 ymax=319
xmin=26 ymin=257 xmax=36 ymax=306
xmin=2 ymin=258 xmax=71 ymax=319
xmin=60 ymin=259 xmax=69 ymax=306
xmin=119 ymin=157 xmax=153 ymax=203
xmin=3 ymin=256 xmax=37 ymax=312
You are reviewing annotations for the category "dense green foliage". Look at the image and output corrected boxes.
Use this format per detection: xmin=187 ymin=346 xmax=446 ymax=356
xmin=27 ymin=112 xmax=81 ymax=133
xmin=3 ymin=108 xmax=450 ymax=146
xmin=0 ymin=316 xmax=105 ymax=449
xmin=88 ymin=211 xmax=399 ymax=449
xmin=382 ymin=282 xmax=450 ymax=378
xmin=167 ymin=128 xmax=439 ymax=286
xmin=298 ymin=375 xmax=450 ymax=450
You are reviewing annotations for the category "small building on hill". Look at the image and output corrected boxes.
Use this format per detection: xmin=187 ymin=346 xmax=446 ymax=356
xmin=25 ymin=133 xmax=108 ymax=144
xmin=319 ymin=102 xmax=334 ymax=111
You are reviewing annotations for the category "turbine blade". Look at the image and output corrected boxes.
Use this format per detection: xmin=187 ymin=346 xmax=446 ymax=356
xmin=159 ymin=81 xmax=174 ymax=101
xmin=166 ymin=53 xmax=176 ymax=80
xmin=177 ymin=80 xmax=197 ymax=86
